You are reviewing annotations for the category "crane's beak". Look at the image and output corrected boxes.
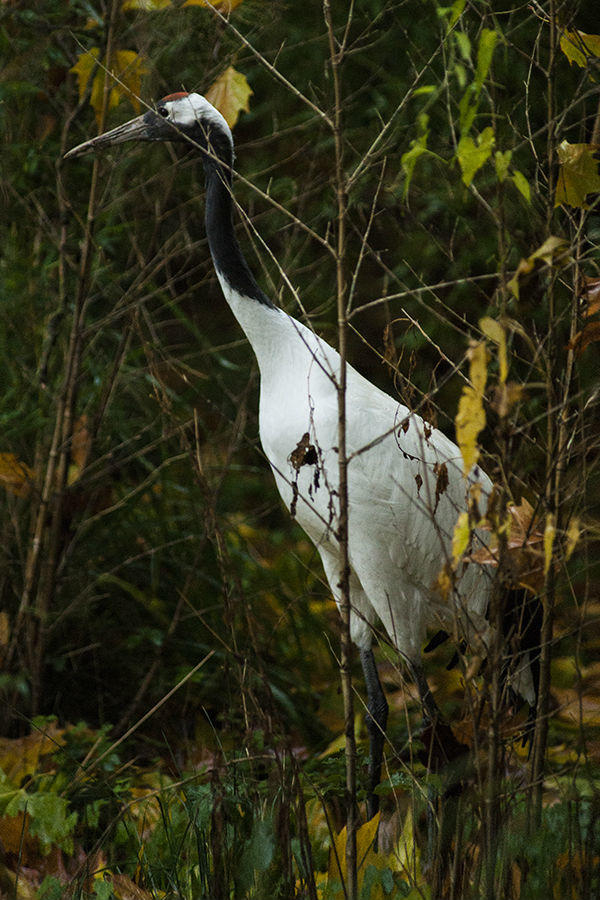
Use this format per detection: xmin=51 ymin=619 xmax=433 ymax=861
xmin=64 ymin=114 xmax=150 ymax=160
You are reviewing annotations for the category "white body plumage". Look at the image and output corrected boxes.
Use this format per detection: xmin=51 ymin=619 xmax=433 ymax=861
xmin=222 ymin=277 xmax=498 ymax=667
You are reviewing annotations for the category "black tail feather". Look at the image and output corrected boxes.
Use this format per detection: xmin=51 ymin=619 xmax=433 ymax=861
xmin=424 ymin=629 xmax=450 ymax=653
xmin=501 ymin=587 xmax=543 ymax=748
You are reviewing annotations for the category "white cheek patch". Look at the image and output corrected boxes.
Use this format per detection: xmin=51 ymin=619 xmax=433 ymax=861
xmin=167 ymin=93 xmax=233 ymax=147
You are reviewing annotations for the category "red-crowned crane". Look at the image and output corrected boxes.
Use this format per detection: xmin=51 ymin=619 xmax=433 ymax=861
xmin=66 ymin=92 xmax=539 ymax=819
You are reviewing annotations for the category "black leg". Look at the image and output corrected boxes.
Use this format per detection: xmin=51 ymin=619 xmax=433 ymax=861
xmin=405 ymin=658 xmax=440 ymax=724
xmin=359 ymin=647 xmax=388 ymax=821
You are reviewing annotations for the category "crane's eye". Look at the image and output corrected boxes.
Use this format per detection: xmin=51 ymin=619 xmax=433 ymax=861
xmin=158 ymin=107 xmax=169 ymax=118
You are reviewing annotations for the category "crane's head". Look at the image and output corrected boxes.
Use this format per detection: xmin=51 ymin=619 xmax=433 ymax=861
xmin=65 ymin=92 xmax=233 ymax=166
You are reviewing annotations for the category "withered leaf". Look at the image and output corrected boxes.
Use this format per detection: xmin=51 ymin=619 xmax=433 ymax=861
xmin=0 ymin=453 xmax=34 ymax=497
xmin=289 ymin=433 xmax=317 ymax=471
xmin=568 ymin=321 xmax=600 ymax=356
xmin=433 ymin=461 xmax=449 ymax=513
xmin=555 ymin=141 xmax=600 ymax=209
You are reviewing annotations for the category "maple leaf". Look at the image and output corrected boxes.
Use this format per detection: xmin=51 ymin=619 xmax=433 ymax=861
xmin=555 ymin=141 xmax=600 ymax=209
xmin=205 ymin=66 xmax=252 ymax=128
xmin=71 ymin=48 xmax=148 ymax=128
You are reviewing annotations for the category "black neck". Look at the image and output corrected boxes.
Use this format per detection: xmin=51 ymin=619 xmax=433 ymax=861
xmin=202 ymin=152 xmax=273 ymax=308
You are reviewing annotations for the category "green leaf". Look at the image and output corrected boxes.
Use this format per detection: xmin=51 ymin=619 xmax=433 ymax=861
xmin=511 ymin=169 xmax=531 ymax=202
xmin=238 ymin=818 xmax=275 ymax=890
xmin=475 ymin=28 xmax=498 ymax=88
xmin=449 ymin=0 xmax=466 ymax=28
xmin=458 ymin=86 xmax=477 ymax=134
xmin=401 ymin=137 xmax=429 ymax=198
xmin=454 ymin=62 xmax=467 ymax=89
xmin=93 ymin=881 xmax=114 ymax=900
xmin=455 ymin=31 xmax=471 ymax=60
xmin=494 ymin=149 xmax=512 ymax=182
xmin=401 ymin=114 xmax=429 ymax=198
xmin=457 ymin=126 xmax=495 ymax=185
xmin=24 ymin=792 xmax=78 ymax=853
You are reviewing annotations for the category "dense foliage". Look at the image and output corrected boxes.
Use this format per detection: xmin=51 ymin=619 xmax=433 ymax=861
xmin=1 ymin=0 xmax=599 ymax=896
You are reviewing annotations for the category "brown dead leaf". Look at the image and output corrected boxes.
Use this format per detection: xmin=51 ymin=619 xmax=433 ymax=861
xmin=579 ymin=275 xmax=600 ymax=317
xmin=433 ymin=461 xmax=449 ymax=513
xmin=0 ymin=453 xmax=34 ymax=497
xmin=469 ymin=497 xmax=546 ymax=593
xmin=555 ymin=141 xmax=600 ymax=209
xmin=71 ymin=414 xmax=91 ymax=470
xmin=289 ymin=433 xmax=317 ymax=471
xmin=106 ymin=872 xmax=155 ymax=900
xmin=568 ymin=321 xmax=600 ymax=356
xmin=0 ymin=812 xmax=40 ymax=862
xmin=0 ymin=726 xmax=65 ymax=783
xmin=569 ymin=276 xmax=600 ymax=355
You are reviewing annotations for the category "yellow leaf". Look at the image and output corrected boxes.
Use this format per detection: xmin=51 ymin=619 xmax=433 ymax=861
xmin=71 ymin=48 xmax=148 ymax=128
xmin=456 ymin=386 xmax=485 ymax=475
xmin=0 ymin=612 xmax=9 ymax=648
xmin=0 ymin=453 xmax=34 ymax=497
xmin=319 ymin=714 xmax=362 ymax=758
xmin=492 ymin=381 xmax=524 ymax=418
xmin=455 ymin=341 xmax=487 ymax=476
xmin=433 ymin=562 xmax=454 ymax=601
xmin=0 ymin=726 xmax=65 ymax=784
xmin=560 ymin=29 xmax=600 ymax=68
xmin=184 ymin=0 xmax=243 ymax=7
xmin=544 ymin=513 xmax=556 ymax=575
xmin=508 ymin=235 xmax=570 ymax=299
xmin=327 ymin=813 xmax=416 ymax=900
xmin=204 ymin=66 xmax=252 ymax=128
xmin=122 ymin=0 xmax=172 ymax=8
xmin=565 ymin=518 xmax=581 ymax=560
xmin=327 ymin=815 xmax=379 ymax=894
xmin=452 ymin=511 xmax=471 ymax=562
xmin=480 ymin=316 xmax=507 ymax=383
xmin=468 ymin=338 xmax=488 ymax=394
xmin=555 ymin=141 xmax=600 ymax=209
xmin=68 ymin=414 xmax=92 ymax=485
